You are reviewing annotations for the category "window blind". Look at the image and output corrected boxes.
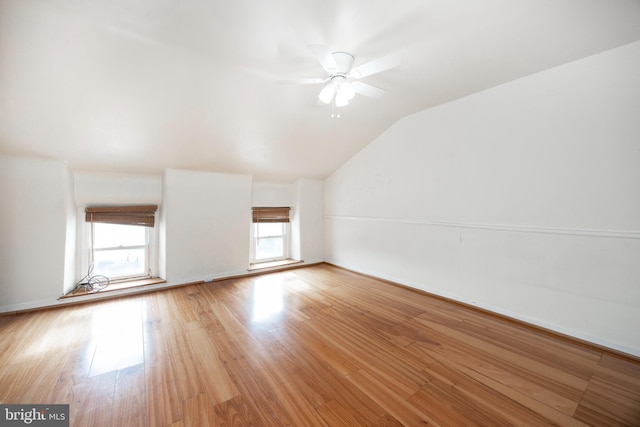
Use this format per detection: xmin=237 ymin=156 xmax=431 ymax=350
xmin=85 ymin=205 xmax=158 ymax=227
xmin=252 ymin=207 xmax=291 ymax=223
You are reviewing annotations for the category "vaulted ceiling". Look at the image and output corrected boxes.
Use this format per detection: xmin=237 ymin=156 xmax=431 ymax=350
xmin=2 ymin=0 xmax=640 ymax=181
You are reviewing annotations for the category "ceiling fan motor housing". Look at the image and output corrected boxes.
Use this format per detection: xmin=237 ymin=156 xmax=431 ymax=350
xmin=331 ymin=52 xmax=355 ymax=76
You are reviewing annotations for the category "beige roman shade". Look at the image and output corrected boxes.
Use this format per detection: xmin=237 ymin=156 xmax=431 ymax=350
xmin=85 ymin=205 xmax=158 ymax=227
xmin=252 ymin=207 xmax=291 ymax=223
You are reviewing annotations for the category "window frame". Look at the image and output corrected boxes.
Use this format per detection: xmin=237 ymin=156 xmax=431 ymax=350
xmin=250 ymin=221 xmax=291 ymax=264
xmin=89 ymin=222 xmax=152 ymax=281
xmin=80 ymin=205 xmax=158 ymax=283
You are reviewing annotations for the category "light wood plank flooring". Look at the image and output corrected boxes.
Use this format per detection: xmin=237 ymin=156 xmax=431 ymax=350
xmin=1 ymin=264 xmax=639 ymax=426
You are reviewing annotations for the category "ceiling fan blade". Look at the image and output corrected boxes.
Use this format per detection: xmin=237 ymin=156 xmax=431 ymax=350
xmin=309 ymin=44 xmax=338 ymax=74
xmin=351 ymin=81 xmax=386 ymax=99
xmin=350 ymin=53 xmax=401 ymax=79
xmin=277 ymin=77 xmax=327 ymax=85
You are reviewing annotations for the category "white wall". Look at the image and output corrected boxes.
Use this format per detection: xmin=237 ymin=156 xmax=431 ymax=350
xmin=0 ymin=156 xmax=76 ymax=311
xmin=163 ymin=169 xmax=252 ymax=283
xmin=251 ymin=182 xmax=293 ymax=207
xmin=324 ymin=41 xmax=640 ymax=356
xmin=62 ymin=165 xmax=76 ymax=295
xmin=74 ymin=171 xmax=162 ymax=206
xmin=294 ymin=179 xmax=324 ymax=263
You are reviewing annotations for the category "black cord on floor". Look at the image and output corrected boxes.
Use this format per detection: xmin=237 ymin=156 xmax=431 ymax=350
xmin=72 ymin=264 xmax=110 ymax=294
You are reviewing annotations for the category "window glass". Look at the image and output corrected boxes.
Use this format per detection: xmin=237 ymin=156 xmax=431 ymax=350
xmin=255 ymin=236 xmax=284 ymax=260
xmin=92 ymin=223 xmax=148 ymax=279
xmin=93 ymin=223 xmax=146 ymax=248
xmin=256 ymin=222 xmax=284 ymax=237
xmin=253 ymin=222 xmax=287 ymax=261
xmin=93 ymin=248 xmax=146 ymax=278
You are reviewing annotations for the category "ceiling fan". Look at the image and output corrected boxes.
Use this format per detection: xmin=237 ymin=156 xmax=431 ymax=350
xmin=278 ymin=44 xmax=401 ymax=108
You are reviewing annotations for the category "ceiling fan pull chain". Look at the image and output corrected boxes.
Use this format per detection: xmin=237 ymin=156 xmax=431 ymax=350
xmin=331 ymin=99 xmax=341 ymax=119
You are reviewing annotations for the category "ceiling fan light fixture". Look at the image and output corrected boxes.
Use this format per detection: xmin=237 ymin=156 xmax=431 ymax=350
xmin=338 ymin=81 xmax=355 ymax=101
xmin=335 ymin=93 xmax=349 ymax=107
xmin=318 ymin=83 xmax=336 ymax=104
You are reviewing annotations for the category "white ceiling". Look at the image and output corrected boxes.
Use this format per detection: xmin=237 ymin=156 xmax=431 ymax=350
xmin=2 ymin=0 xmax=640 ymax=182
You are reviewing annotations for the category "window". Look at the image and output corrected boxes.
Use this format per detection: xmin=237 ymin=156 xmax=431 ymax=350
xmin=253 ymin=222 xmax=288 ymax=261
xmin=91 ymin=223 xmax=149 ymax=279
xmin=251 ymin=207 xmax=291 ymax=263
xmin=85 ymin=205 xmax=157 ymax=281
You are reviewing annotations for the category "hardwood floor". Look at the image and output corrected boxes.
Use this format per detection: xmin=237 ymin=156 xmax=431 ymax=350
xmin=1 ymin=264 xmax=639 ymax=426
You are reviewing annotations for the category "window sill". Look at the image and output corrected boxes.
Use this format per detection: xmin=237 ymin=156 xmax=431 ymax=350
xmin=62 ymin=277 xmax=166 ymax=299
xmin=248 ymin=259 xmax=303 ymax=271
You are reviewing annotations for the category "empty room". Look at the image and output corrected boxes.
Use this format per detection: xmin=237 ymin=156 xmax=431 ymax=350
xmin=1 ymin=0 xmax=639 ymax=426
